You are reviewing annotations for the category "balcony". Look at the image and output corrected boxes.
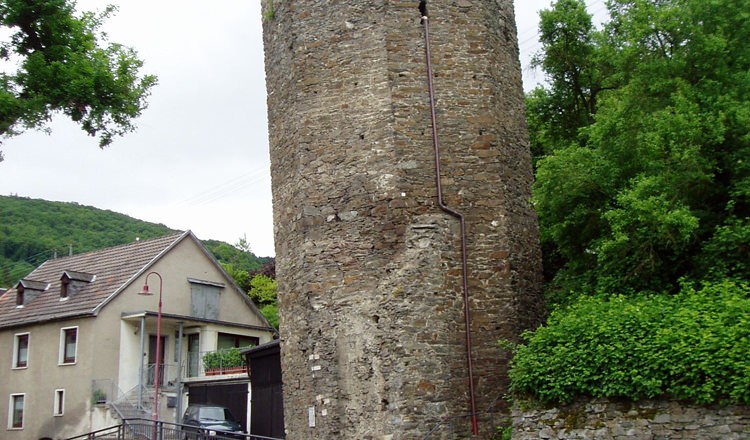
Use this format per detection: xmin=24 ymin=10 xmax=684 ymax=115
xmin=186 ymin=347 xmax=250 ymax=379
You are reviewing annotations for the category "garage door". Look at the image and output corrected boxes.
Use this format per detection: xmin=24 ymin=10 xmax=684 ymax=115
xmin=187 ymin=382 xmax=249 ymax=432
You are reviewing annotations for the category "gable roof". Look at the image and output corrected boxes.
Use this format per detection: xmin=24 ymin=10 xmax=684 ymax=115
xmin=0 ymin=232 xmax=187 ymax=329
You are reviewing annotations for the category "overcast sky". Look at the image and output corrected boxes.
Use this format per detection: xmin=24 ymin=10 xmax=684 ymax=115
xmin=0 ymin=1 xmax=605 ymax=257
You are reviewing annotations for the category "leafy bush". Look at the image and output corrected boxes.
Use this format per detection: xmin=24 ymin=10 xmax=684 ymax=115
xmin=202 ymin=347 xmax=245 ymax=370
xmin=508 ymin=281 xmax=750 ymax=405
xmin=697 ymin=217 xmax=750 ymax=282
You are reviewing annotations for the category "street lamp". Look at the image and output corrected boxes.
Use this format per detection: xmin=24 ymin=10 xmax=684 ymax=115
xmin=139 ymin=271 xmax=163 ymax=430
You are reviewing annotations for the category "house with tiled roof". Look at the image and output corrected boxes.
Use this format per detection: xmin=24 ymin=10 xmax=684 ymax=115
xmin=0 ymin=231 xmax=276 ymax=439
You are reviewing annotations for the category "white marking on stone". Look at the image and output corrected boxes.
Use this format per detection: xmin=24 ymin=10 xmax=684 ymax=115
xmin=308 ymin=407 xmax=316 ymax=427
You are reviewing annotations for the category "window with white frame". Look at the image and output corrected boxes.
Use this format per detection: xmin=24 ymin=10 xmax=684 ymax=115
xmin=8 ymin=394 xmax=24 ymax=429
xmin=12 ymin=333 xmax=29 ymax=369
xmin=59 ymin=327 xmax=78 ymax=365
xmin=53 ymin=389 xmax=64 ymax=416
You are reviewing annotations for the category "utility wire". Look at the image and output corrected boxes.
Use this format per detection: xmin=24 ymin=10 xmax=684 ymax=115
xmin=173 ymin=162 xmax=270 ymax=208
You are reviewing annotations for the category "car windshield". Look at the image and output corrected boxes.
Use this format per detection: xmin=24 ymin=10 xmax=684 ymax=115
xmin=199 ymin=407 xmax=235 ymax=422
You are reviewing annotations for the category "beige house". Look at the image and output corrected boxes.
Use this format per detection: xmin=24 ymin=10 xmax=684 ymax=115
xmin=0 ymin=231 xmax=275 ymax=439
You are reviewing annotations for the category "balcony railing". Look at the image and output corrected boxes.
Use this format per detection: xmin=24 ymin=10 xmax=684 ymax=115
xmin=133 ymin=348 xmax=252 ymax=383
xmin=186 ymin=347 xmax=251 ymax=378
xmin=144 ymin=363 xmax=180 ymax=390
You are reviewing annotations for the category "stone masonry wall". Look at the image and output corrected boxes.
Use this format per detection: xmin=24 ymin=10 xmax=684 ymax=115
xmin=513 ymin=399 xmax=750 ymax=440
xmin=262 ymin=1 xmax=544 ymax=438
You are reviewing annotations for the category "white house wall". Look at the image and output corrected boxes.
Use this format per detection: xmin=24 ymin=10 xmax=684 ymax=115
xmin=0 ymin=317 xmax=98 ymax=439
xmin=106 ymin=236 xmax=273 ymax=388
xmin=106 ymin=237 xmax=270 ymax=327
xmin=0 ymin=234 xmax=274 ymax=438
xmin=117 ymin=319 xmax=144 ymax=395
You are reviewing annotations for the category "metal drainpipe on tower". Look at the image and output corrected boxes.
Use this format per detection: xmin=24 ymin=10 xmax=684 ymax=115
xmin=420 ymin=5 xmax=480 ymax=436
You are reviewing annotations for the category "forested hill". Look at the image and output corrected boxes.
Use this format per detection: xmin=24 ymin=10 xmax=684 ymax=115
xmin=0 ymin=195 xmax=270 ymax=288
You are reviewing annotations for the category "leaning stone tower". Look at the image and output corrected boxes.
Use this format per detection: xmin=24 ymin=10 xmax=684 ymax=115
xmin=262 ymin=1 xmax=544 ymax=438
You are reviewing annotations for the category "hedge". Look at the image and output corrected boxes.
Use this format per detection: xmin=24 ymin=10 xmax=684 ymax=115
xmin=508 ymin=281 xmax=750 ymax=404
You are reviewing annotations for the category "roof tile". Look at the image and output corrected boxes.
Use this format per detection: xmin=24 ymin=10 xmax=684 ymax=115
xmin=0 ymin=232 xmax=186 ymax=329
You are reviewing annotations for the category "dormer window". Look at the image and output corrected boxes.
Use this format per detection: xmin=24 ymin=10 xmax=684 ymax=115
xmin=15 ymin=286 xmax=24 ymax=307
xmin=60 ymin=278 xmax=69 ymax=300
xmin=59 ymin=271 xmax=95 ymax=300
xmin=14 ymin=279 xmax=50 ymax=307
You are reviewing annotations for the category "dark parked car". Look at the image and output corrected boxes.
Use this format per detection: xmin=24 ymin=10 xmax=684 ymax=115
xmin=181 ymin=404 xmax=246 ymax=439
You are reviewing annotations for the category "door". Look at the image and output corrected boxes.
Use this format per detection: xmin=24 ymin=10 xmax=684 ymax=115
xmin=249 ymin=344 xmax=284 ymax=438
xmin=188 ymin=333 xmax=200 ymax=377
xmin=147 ymin=335 xmax=166 ymax=386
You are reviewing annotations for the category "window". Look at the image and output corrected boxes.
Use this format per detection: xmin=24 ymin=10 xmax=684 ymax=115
xmin=59 ymin=271 xmax=94 ymax=300
xmin=53 ymin=389 xmax=65 ymax=416
xmin=190 ymin=281 xmax=222 ymax=320
xmin=8 ymin=394 xmax=24 ymax=429
xmin=218 ymin=332 xmax=259 ymax=350
xmin=60 ymin=278 xmax=69 ymax=300
xmin=13 ymin=333 xmax=29 ymax=369
xmin=15 ymin=287 xmax=23 ymax=307
xmin=59 ymin=327 xmax=78 ymax=364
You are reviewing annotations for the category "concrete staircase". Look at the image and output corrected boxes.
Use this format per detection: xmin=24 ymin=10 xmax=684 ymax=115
xmin=110 ymin=385 xmax=151 ymax=422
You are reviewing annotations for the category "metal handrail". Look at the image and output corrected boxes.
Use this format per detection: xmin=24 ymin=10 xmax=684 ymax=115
xmin=143 ymin=362 xmax=180 ymax=389
xmin=65 ymin=418 xmax=285 ymax=440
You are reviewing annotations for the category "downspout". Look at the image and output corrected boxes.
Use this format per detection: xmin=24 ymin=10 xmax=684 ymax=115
xmin=175 ymin=322 xmax=184 ymax=424
xmin=138 ymin=316 xmax=146 ymax=410
xmin=421 ymin=10 xmax=479 ymax=436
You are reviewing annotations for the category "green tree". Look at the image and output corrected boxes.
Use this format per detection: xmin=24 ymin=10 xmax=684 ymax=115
xmin=206 ymin=235 xmax=266 ymax=285
xmin=221 ymin=262 xmax=250 ymax=292
xmin=259 ymin=303 xmax=278 ymax=329
xmin=0 ymin=195 xmax=176 ymax=287
xmin=248 ymin=274 xmax=276 ymax=305
xmin=526 ymin=0 xmax=612 ymax=161
xmin=248 ymin=274 xmax=278 ymax=328
xmin=0 ymin=0 xmax=156 ymax=159
xmin=530 ymin=0 xmax=750 ymax=301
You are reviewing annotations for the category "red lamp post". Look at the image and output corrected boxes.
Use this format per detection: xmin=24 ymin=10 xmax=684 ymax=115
xmin=139 ymin=271 xmax=163 ymax=431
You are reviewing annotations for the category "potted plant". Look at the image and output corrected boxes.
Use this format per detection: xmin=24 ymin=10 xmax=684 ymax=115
xmin=92 ymin=389 xmax=107 ymax=405
xmin=220 ymin=347 xmax=247 ymax=374
xmin=202 ymin=351 xmax=221 ymax=375
xmin=202 ymin=347 xmax=247 ymax=375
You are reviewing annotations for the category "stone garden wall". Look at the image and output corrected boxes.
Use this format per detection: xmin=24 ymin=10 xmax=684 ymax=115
xmin=513 ymin=398 xmax=750 ymax=440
